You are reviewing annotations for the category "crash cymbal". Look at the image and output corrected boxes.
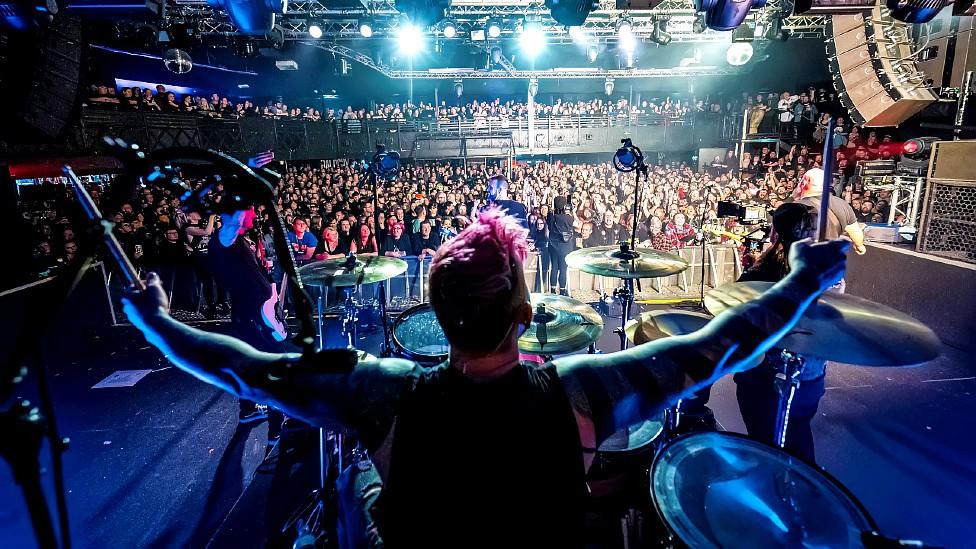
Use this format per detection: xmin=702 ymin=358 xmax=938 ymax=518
xmin=624 ymin=309 xmax=763 ymax=369
xmin=566 ymin=245 xmax=689 ymax=279
xmin=518 ymin=293 xmax=604 ymax=355
xmin=299 ymin=256 xmax=407 ymax=287
xmin=704 ymin=281 xmax=941 ymax=366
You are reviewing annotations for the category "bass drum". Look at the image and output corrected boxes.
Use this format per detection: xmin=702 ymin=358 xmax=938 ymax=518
xmin=391 ymin=303 xmax=450 ymax=365
xmin=651 ymin=432 xmax=877 ymax=548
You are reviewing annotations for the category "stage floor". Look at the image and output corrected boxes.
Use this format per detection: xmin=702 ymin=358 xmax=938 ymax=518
xmin=1 ymin=302 xmax=974 ymax=548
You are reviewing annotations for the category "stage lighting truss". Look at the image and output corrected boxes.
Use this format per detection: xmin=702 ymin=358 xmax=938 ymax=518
xmin=171 ymin=0 xmax=827 ymax=42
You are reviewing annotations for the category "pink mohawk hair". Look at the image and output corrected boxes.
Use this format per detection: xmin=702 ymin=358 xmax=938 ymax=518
xmin=430 ymin=206 xmax=528 ymax=284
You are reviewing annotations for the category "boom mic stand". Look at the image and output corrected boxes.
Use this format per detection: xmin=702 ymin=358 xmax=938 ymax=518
xmin=365 ymin=145 xmax=401 ymax=356
xmin=610 ymin=139 xmax=649 ymax=351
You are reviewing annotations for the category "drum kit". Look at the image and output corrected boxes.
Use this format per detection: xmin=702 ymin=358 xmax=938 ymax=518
xmin=288 ymin=244 xmax=943 ymax=548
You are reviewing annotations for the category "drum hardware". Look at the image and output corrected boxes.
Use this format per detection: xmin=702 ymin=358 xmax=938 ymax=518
xmin=567 ymin=243 xmax=688 ymax=352
xmin=518 ymin=293 xmax=604 ymax=356
xmin=391 ymin=303 xmax=450 ymax=365
xmin=771 ymin=350 xmax=805 ymax=450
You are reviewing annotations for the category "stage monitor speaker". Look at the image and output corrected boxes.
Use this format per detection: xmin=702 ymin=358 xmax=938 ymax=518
xmin=18 ymin=15 xmax=83 ymax=137
xmin=917 ymin=140 xmax=976 ymax=263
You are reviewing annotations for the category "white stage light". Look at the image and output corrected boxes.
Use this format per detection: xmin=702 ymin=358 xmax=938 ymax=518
xmin=443 ymin=19 xmax=457 ymax=38
xmin=308 ymin=21 xmax=323 ymax=39
xmin=616 ymin=18 xmax=633 ymax=38
xmin=519 ymin=23 xmax=546 ymax=57
xmin=398 ymin=24 xmax=425 ymax=56
xmin=487 ymin=20 xmax=502 ymax=38
xmin=360 ymin=22 xmax=373 ymax=38
xmin=619 ymin=32 xmax=636 ymax=54
xmin=726 ymin=41 xmax=753 ymax=66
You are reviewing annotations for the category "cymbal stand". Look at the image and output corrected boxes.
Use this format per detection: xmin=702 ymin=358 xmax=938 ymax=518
xmin=771 ymin=349 xmax=805 ymax=449
xmin=612 ymin=277 xmax=636 ymax=351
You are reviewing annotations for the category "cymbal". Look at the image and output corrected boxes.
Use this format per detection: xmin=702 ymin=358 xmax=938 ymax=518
xmin=298 ymin=256 xmax=407 ymax=287
xmin=704 ymin=281 xmax=942 ymax=366
xmin=518 ymin=293 xmax=604 ymax=355
xmin=624 ymin=309 xmax=763 ymax=369
xmin=566 ymin=245 xmax=689 ymax=279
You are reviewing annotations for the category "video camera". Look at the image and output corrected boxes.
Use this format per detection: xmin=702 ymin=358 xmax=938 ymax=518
xmin=717 ymin=201 xmax=770 ymax=224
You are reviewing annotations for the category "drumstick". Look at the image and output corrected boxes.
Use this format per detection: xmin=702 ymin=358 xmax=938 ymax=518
xmin=817 ymin=117 xmax=835 ymax=242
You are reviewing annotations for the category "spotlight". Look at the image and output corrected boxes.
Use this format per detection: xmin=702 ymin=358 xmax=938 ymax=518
xmin=397 ymin=24 xmax=425 ymax=55
xmin=886 ymin=0 xmax=950 ymax=23
xmin=209 ymin=0 xmax=285 ymax=35
xmin=487 ymin=19 xmax=502 ymax=38
xmin=490 ymin=45 xmax=503 ymax=64
xmin=619 ymin=31 xmax=636 ymax=54
xmin=442 ymin=19 xmax=457 ymax=38
xmin=587 ymin=44 xmax=599 ymax=63
xmin=651 ymin=20 xmax=671 ymax=45
xmin=308 ymin=20 xmax=323 ymax=39
xmin=568 ymin=25 xmax=584 ymax=41
xmin=359 ymin=21 xmax=373 ymax=37
xmin=604 ymin=77 xmax=614 ymax=96
xmin=164 ymin=48 xmax=193 ymax=74
xmin=725 ymin=41 xmax=753 ymax=66
xmin=766 ymin=15 xmax=790 ymax=41
xmin=454 ymin=79 xmax=463 ymax=97
xmin=692 ymin=14 xmax=706 ymax=33
xmin=528 ymin=77 xmax=539 ymax=98
xmin=705 ymin=0 xmax=755 ymax=31
xmin=519 ymin=21 xmax=546 ymax=58
xmin=902 ymin=137 xmax=938 ymax=158
xmin=616 ymin=17 xmax=633 ymax=37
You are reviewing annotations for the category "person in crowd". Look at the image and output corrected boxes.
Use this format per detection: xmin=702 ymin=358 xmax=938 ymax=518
xmin=350 ymin=223 xmax=378 ymax=256
xmin=313 ymin=226 xmax=346 ymax=261
xmin=287 ymin=217 xmax=317 ymax=264
xmin=381 ymin=222 xmax=412 ymax=258
xmin=184 ymin=212 xmax=221 ymax=319
xmin=528 ymin=214 xmax=551 ymax=292
xmin=547 ymin=195 xmax=576 ymax=296
xmin=793 ymin=93 xmax=819 ymax=144
xmin=411 ymin=220 xmax=440 ymax=260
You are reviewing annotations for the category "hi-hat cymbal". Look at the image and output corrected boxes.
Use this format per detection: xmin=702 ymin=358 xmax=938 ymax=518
xmin=704 ymin=281 xmax=942 ymax=366
xmin=566 ymin=245 xmax=689 ymax=279
xmin=624 ymin=309 xmax=762 ymax=369
xmin=518 ymin=293 xmax=604 ymax=355
xmin=299 ymin=256 xmax=407 ymax=287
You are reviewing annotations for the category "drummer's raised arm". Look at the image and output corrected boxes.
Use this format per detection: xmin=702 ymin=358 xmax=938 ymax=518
xmin=554 ymin=238 xmax=849 ymax=451
xmin=120 ymin=272 xmax=417 ymax=452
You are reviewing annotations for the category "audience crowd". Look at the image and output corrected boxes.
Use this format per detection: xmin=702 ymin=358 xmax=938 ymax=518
xmin=21 ymin=150 xmax=896 ymax=301
xmin=85 ymin=83 xmax=700 ymax=123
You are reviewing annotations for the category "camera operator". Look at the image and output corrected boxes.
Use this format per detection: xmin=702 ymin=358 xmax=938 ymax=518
xmin=547 ymin=195 xmax=576 ymax=296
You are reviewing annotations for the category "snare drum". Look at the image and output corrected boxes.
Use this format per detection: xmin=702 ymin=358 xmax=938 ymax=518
xmin=585 ymin=416 xmax=665 ymax=501
xmin=652 ymin=432 xmax=877 ymax=548
xmin=391 ymin=303 xmax=450 ymax=364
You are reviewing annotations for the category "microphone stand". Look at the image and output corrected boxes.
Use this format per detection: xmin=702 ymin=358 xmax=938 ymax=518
xmin=695 ymin=186 xmax=714 ymax=310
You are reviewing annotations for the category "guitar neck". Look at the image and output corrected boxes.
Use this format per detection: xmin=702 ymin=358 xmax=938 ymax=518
xmin=64 ymin=166 xmax=145 ymax=290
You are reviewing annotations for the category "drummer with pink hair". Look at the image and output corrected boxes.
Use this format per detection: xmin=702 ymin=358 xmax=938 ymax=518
xmin=121 ymin=205 xmax=849 ymax=547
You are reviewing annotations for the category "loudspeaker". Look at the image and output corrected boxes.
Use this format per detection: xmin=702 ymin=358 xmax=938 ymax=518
xmin=20 ymin=15 xmax=83 ymax=137
xmin=915 ymin=11 xmax=976 ymax=90
xmin=827 ymin=7 xmax=937 ymax=127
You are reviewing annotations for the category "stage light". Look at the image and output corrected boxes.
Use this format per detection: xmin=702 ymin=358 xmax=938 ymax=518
xmin=359 ymin=21 xmax=373 ymax=37
xmin=568 ymin=25 xmax=584 ymax=41
xmin=616 ymin=17 xmax=633 ymax=37
xmin=209 ymin=0 xmax=285 ymax=35
xmin=619 ymin=31 xmax=636 ymax=54
xmin=765 ymin=15 xmax=790 ymax=41
xmin=487 ymin=19 xmax=502 ymax=38
xmin=528 ymin=78 xmax=539 ymax=98
xmin=902 ymin=137 xmax=938 ymax=158
xmin=587 ymin=44 xmax=599 ymax=63
xmin=604 ymin=77 xmax=614 ymax=96
xmin=650 ymin=20 xmax=671 ymax=45
xmin=308 ymin=20 xmax=323 ymax=38
xmin=490 ymin=45 xmax=502 ymax=64
xmin=705 ymin=0 xmax=755 ymax=31
xmin=397 ymin=24 xmax=425 ymax=55
xmin=886 ymin=0 xmax=950 ymax=23
xmin=613 ymin=138 xmax=644 ymax=172
xmin=726 ymin=41 xmax=753 ymax=66
xmin=692 ymin=14 xmax=707 ymax=33
xmin=454 ymin=79 xmax=463 ymax=97
xmin=442 ymin=19 xmax=457 ymax=38
xmin=519 ymin=21 xmax=546 ymax=57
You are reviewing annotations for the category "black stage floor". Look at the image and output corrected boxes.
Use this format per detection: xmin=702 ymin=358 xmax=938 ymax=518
xmin=1 ymin=296 xmax=974 ymax=548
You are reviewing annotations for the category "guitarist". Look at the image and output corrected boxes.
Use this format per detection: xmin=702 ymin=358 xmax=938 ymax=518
xmin=209 ymin=206 xmax=286 ymax=428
